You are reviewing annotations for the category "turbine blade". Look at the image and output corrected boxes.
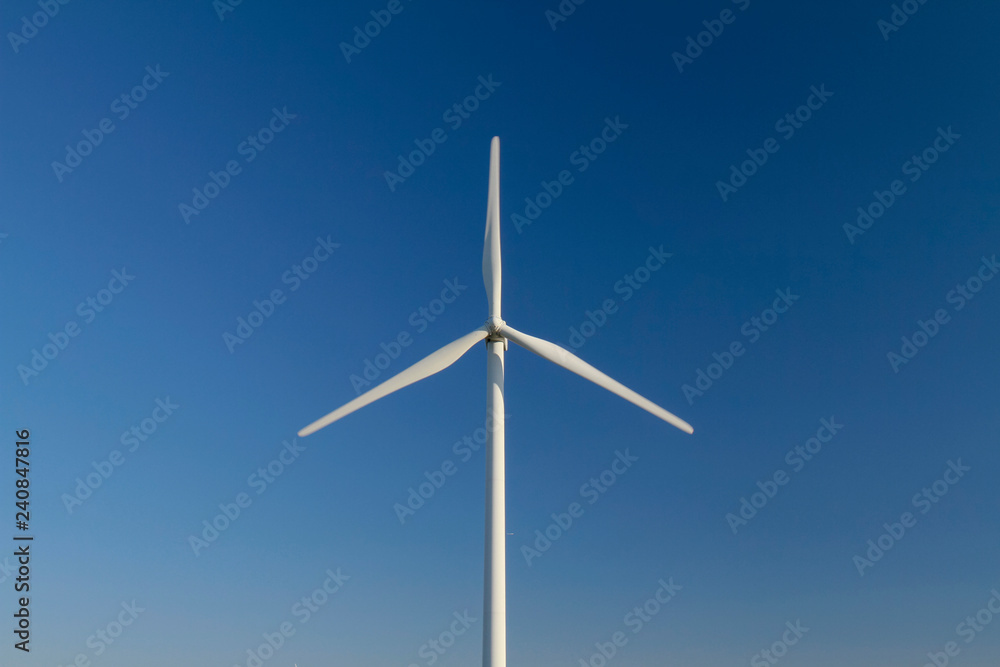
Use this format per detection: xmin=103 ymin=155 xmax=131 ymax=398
xmin=483 ymin=136 xmax=501 ymax=318
xmin=500 ymin=324 xmax=694 ymax=434
xmin=299 ymin=327 xmax=489 ymax=436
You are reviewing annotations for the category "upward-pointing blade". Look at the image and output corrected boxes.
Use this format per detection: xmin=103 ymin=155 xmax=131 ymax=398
xmin=298 ymin=327 xmax=489 ymax=437
xmin=500 ymin=324 xmax=694 ymax=434
xmin=483 ymin=136 xmax=501 ymax=319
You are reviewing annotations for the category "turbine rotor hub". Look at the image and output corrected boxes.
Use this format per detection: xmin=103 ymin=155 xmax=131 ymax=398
xmin=485 ymin=316 xmax=505 ymax=336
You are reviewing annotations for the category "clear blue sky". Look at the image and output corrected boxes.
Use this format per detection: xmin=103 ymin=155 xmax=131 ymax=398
xmin=2 ymin=1 xmax=999 ymax=665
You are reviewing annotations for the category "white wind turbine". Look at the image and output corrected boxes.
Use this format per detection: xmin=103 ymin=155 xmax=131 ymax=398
xmin=298 ymin=137 xmax=693 ymax=667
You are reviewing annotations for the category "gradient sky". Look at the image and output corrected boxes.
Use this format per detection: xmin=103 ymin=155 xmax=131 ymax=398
xmin=2 ymin=1 xmax=1000 ymax=665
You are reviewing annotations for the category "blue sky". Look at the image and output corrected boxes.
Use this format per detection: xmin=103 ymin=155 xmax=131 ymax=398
xmin=2 ymin=0 xmax=1000 ymax=665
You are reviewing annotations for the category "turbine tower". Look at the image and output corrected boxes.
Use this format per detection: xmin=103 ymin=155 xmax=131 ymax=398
xmin=298 ymin=137 xmax=693 ymax=667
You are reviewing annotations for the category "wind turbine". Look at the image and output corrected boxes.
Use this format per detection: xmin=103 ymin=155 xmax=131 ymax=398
xmin=298 ymin=137 xmax=693 ymax=667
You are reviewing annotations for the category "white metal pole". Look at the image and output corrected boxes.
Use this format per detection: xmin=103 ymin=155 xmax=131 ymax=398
xmin=483 ymin=337 xmax=506 ymax=667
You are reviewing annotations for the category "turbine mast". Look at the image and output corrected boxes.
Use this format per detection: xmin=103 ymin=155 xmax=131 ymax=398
xmin=483 ymin=337 xmax=506 ymax=667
